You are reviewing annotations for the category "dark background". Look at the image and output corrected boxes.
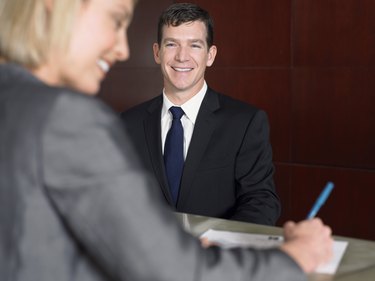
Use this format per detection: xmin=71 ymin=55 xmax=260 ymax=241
xmin=99 ymin=0 xmax=375 ymax=241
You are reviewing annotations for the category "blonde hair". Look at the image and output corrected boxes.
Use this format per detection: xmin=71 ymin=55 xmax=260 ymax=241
xmin=0 ymin=0 xmax=81 ymax=68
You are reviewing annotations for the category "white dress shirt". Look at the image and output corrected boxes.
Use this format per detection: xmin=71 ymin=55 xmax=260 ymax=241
xmin=161 ymin=82 xmax=207 ymax=159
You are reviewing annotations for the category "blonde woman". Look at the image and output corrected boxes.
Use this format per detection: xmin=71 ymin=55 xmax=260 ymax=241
xmin=0 ymin=0 xmax=332 ymax=280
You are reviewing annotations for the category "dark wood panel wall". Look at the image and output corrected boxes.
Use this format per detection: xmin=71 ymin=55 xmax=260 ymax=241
xmin=99 ymin=0 xmax=375 ymax=240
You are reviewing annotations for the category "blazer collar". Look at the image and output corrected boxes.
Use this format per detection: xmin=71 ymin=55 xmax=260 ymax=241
xmin=0 ymin=63 xmax=42 ymax=85
xmin=142 ymin=89 xmax=221 ymax=208
xmin=178 ymin=88 xmax=221 ymax=208
xmin=143 ymin=96 xmax=176 ymax=205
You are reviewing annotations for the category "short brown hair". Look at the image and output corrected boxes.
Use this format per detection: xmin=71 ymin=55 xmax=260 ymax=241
xmin=157 ymin=3 xmax=214 ymax=48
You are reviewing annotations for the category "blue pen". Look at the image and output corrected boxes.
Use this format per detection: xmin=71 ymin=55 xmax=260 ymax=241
xmin=306 ymin=182 xmax=334 ymax=219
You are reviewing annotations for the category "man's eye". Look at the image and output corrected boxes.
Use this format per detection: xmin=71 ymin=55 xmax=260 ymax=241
xmin=192 ymin=44 xmax=202 ymax=48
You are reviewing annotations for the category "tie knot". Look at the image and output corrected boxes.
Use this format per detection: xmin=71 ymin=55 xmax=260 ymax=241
xmin=169 ymin=106 xmax=184 ymax=120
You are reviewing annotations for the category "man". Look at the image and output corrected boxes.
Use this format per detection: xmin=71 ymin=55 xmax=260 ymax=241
xmin=121 ymin=3 xmax=280 ymax=225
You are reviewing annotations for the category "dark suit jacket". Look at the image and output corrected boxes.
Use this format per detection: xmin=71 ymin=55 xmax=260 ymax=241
xmin=0 ymin=64 xmax=304 ymax=281
xmin=121 ymin=88 xmax=281 ymax=225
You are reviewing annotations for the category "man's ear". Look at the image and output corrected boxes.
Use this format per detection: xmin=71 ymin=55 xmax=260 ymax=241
xmin=153 ymin=43 xmax=161 ymax=64
xmin=206 ymin=45 xmax=217 ymax=67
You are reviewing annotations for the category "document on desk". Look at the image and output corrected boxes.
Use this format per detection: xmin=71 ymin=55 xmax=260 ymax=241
xmin=201 ymin=229 xmax=348 ymax=274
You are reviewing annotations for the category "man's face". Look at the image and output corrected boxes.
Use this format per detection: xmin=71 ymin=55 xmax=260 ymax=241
xmin=153 ymin=20 xmax=217 ymax=98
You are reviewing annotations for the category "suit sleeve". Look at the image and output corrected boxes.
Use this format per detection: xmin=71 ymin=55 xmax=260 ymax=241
xmin=232 ymin=110 xmax=281 ymax=225
xmin=42 ymin=93 xmax=304 ymax=281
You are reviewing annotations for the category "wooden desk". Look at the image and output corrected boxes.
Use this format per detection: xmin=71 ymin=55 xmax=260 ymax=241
xmin=175 ymin=213 xmax=375 ymax=281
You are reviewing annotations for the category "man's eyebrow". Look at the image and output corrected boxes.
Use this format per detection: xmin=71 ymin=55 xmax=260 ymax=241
xmin=189 ymin=39 xmax=205 ymax=44
xmin=162 ymin=38 xmax=205 ymax=44
xmin=163 ymin=38 xmax=178 ymax=42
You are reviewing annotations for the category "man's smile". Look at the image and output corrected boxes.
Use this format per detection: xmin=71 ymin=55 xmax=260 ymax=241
xmin=172 ymin=67 xmax=193 ymax=72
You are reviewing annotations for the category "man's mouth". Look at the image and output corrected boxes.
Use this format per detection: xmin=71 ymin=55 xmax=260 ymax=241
xmin=97 ymin=59 xmax=110 ymax=73
xmin=172 ymin=67 xmax=193 ymax=72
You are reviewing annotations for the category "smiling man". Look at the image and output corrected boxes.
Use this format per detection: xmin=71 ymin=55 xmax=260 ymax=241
xmin=121 ymin=3 xmax=281 ymax=225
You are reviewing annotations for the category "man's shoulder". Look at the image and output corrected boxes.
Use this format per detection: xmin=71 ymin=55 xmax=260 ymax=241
xmin=207 ymin=88 xmax=260 ymax=115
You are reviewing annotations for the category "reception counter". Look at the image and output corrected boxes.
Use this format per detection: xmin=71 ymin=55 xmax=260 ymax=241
xmin=175 ymin=213 xmax=375 ymax=281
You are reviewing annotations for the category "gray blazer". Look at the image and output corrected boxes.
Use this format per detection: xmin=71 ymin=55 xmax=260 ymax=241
xmin=0 ymin=63 xmax=305 ymax=281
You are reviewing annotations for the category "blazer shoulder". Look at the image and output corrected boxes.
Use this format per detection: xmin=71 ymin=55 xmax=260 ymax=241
xmin=49 ymin=90 xmax=118 ymax=129
xmin=43 ymin=86 xmax=115 ymax=123
xmin=207 ymin=88 xmax=261 ymax=117
xmin=0 ymin=64 xmax=83 ymax=107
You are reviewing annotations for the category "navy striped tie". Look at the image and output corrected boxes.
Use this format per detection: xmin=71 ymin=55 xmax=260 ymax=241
xmin=164 ymin=106 xmax=184 ymax=205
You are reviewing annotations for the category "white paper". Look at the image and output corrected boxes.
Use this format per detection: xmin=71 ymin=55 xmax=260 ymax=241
xmin=200 ymin=229 xmax=348 ymax=274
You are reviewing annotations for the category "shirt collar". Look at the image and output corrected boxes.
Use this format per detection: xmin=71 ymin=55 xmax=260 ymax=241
xmin=162 ymin=81 xmax=207 ymax=124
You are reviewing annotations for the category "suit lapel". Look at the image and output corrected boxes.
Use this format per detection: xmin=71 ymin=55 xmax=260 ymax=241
xmin=177 ymin=89 xmax=220 ymax=208
xmin=144 ymin=97 xmax=175 ymax=206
